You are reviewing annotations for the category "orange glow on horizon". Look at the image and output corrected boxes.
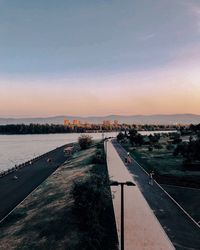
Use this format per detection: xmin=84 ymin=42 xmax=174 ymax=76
xmin=1 ymin=59 xmax=200 ymax=117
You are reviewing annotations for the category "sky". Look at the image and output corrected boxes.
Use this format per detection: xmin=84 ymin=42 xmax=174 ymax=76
xmin=0 ymin=0 xmax=200 ymax=117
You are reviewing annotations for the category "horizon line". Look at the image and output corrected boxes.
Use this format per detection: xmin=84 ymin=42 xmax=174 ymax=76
xmin=0 ymin=113 xmax=200 ymax=119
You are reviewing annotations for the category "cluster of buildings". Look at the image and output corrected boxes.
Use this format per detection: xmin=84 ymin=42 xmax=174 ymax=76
xmin=64 ymin=119 xmax=81 ymax=126
xmin=63 ymin=119 xmax=178 ymax=132
xmin=64 ymin=119 xmax=119 ymax=128
xmin=64 ymin=119 xmax=92 ymax=129
xmin=102 ymin=120 xmax=119 ymax=126
xmin=64 ymin=119 xmax=179 ymax=131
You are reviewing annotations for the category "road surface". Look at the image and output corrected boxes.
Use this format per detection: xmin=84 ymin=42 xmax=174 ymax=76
xmin=0 ymin=144 xmax=70 ymax=222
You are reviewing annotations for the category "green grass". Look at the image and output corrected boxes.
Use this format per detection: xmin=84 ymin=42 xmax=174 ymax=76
xmin=0 ymin=143 xmax=118 ymax=250
xmin=123 ymin=142 xmax=200 ymax=179
xmin=122 ymin=142 xmax=200 ymax=188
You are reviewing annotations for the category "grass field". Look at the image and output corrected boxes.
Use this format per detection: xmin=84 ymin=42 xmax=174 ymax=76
xmin=123 ymin=142 xmax=183 ymax=175
xmin=122 ymin=137 xmax=200 ymax=187
xmin=0 ymin=142 xmax=117 ymax=250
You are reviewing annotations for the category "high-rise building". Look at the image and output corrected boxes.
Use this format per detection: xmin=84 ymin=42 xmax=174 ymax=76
xmin=64 ymin=119 xmax=70 ymax=126
xmin=73 ymin=119 xmax=80 ymax=125
xmin=103 ymin=120 xmax=111 ymax=126
xmin=114 ymin=120 xmax=119 ymax=126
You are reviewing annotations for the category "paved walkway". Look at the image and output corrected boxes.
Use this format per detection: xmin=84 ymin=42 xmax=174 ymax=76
xmin=106 ymin=140 xmax=174 ymax=250
xmin=112 ymin=140 xmax=200 ymax=250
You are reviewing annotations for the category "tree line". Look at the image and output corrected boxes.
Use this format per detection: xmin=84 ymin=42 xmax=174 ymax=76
xmin=117 ymin=126 xmax=200 ymax=169
xmin=0 ymin=124 xmax=86 ymax=134
xmin=0 ymin=124 xmax=118 ymax=134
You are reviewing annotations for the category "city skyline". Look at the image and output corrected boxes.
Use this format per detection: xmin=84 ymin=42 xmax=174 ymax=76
xmin=1 ymin=0 xmax=200 ymax=117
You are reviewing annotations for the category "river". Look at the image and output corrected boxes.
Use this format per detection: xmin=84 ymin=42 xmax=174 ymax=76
xmin=0 ymin=131 xmax=175 ymax=172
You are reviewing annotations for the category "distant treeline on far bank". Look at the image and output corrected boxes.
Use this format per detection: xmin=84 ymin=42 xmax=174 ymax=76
xmin=0 ymin=123 xmax=188 ymax=135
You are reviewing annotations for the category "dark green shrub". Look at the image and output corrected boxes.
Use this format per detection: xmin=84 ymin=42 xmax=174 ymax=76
xmin=166 ymin=144 xmax=174 ymax=150
xmin=92 ymin=149 xmax=105 ymax=164
xmin=71 ymin=175 xmax=110 ymax=247
xmin=154 ymin=143 xmax=163 ymax=149
xmin=117 ymin=132 xmax=124 ymax=141
xmin=78 ymin=135 xmax=92 ymax=149
xmin=148 ymin=146 xmax=153 ymax=152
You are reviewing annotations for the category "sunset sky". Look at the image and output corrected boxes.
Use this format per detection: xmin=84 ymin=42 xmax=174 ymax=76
xmin=0 ymin=0 xmax=200 ymax=117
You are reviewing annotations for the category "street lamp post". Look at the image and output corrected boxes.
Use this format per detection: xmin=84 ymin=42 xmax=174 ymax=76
xmin=110 ymin=181 xmax=136 ymax=250
xmin=102 ymin=132 xmax=104 ymax=140
xmin=105 ymin=139 xmax=108 ymax=156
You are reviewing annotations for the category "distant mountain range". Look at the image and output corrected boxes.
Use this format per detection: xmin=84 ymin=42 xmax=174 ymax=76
xmin=0 ymin=114 xmax=200 ymax=125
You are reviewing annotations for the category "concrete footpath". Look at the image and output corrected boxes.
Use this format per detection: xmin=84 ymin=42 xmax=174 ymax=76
xmin=0 ymin=144 xmax=71 ymax=222
xmin=106 ymin=140 xmax=174 ymax=250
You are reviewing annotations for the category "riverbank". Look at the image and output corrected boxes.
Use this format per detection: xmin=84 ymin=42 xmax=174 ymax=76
xmin=0 ymin=142 xmax=117 ymax=250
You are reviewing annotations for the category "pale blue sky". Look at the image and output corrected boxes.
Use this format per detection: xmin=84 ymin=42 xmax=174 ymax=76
xmin=0 ymin=0 xmax=200 ymax=116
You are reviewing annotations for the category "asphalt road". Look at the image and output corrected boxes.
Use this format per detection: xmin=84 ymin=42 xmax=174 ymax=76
xmin=113 ymin=140 xmax=200 ymax=250
xmin=0 ymin=144 xmax=70 ymax=222
xmin=161 ymin=184 xmax=200 ymax=223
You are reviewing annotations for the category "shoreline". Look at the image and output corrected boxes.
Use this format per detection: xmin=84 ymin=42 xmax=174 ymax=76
xmin=0 ymin=143 xmax=71 ymax=177
xmin=0 ymin=142 xmax=118 ymax=249
xmin=0 ymin=143 xmax=73 ymax=221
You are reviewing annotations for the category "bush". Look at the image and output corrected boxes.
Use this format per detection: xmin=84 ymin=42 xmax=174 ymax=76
xmin=71 ymin=175 xmax=110 ymax=247
xmin=166 ymin=144 xmax=174 ymax=150
xmin=78 ymin=135 xmax=92 ymax=149
xmin=129 ymin=133 xmax=144 ymax=146
xmin=154 ymin=143 xmax=163 ymax=149
xmin=172 ymin=138 xmax=182 ymax=144
xmin=148 ymin=146 xmax=153 ymax=152
xmin=117 ymin=132 xmax=124 ymax=141
xmin=92 ymin=149 xmax=105 ymax=164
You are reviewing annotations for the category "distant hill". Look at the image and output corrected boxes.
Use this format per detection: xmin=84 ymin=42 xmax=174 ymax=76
xmin=0 ymin=114 xmax=200 ymax=125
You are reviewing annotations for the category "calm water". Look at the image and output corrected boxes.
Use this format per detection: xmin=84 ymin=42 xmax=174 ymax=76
xmin=0 ymin=132 xmax=118 ymax=172
xmin=0 ymin=131 xmax=175 ymax=172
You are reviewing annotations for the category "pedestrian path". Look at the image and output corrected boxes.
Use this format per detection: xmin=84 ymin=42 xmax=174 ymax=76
xmin=106 ymin=140 xmax=175 ymax=250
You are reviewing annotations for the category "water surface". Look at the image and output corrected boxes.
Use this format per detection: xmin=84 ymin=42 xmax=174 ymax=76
xmin=0 ymin=132 xmax=117 ymax=171
xmin=0 ymin=131 xmax=175 ymax=172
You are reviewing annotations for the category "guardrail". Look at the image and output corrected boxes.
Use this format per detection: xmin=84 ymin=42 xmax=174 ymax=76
xmin=0 ymin=143 xmax=73 ymax=179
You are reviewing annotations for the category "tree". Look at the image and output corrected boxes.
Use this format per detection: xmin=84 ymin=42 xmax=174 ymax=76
xmin=71 ymin=174 xmax=110 ymax=248
xmin=128 ymin=128 xmax=137 ymax=137
xmin=78 ymin=135 xmax=92 ymax=149
xmin=117 ymin=132 xmax=124 ymax=141
xmin=128 ymin=129 xmax=144 ymax=146
xmin=148 ymin=134 xmax=160 ymax=144
xmin=134 ymin=134 xmax=144 ymax=146
xmin=174 ymin=139 xmax=200 ymax=162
